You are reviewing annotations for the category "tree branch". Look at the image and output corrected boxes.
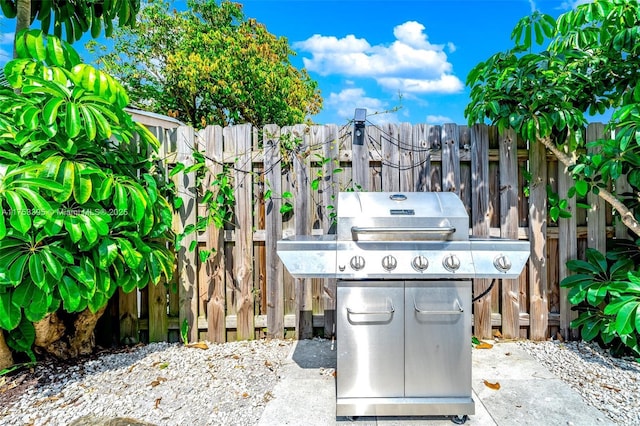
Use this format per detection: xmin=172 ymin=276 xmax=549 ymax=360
xmin=539 ymin=136 xmax=640 ymax=238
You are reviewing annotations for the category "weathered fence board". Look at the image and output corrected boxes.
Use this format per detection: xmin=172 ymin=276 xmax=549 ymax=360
xmin=115 ymin=122 xmax=622 ymax=344
xmin=176 ymin=125 xmax=199 ymax=343
xmin=528 ymin=137 xmax=548 ymax=340
xmin=499 ymin=128 xmax=521 ymax=339
xmin=264 ymin=124 xmax=284 ymax=339
xmin=471 ymin=125 xmax=492 ymax=339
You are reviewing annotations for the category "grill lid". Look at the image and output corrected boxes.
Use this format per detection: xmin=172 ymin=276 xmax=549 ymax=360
xmin=337 ymin=192 xmax=469 ymax=241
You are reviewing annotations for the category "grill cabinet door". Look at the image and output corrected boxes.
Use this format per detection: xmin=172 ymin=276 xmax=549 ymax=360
xmin=404 ymin=280 xmax=472 ymax=397
xmin=337 ymin=280 xmax=404 ymax=398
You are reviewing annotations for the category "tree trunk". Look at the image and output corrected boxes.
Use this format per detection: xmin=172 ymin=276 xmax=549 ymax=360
xmin=34 ymin=307 xmax=107 ymax=359
xmin=34 ymin=312 xmax=67 ymax=358
xmin=13 ymin=0 xmax=31 ymax=58
xmin=0 ymin=331 xmax=14 ymax=371
xmin=69 ymin=306 xmax=107 ymax=357
xmin=539 ymin=136 xmax=640 ymax=238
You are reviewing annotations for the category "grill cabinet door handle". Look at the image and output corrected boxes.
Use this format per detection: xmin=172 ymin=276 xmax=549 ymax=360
xmin=346 ymin=304 xmax=395 ymax=316
xmin=351 ymin=226 xmax=456 ymax=235
xmin=413 ymin=299 xmax=464 ymax=314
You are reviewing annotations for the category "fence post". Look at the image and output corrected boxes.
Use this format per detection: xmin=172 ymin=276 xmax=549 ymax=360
xmin=442 ymin=123 xmax=461 ymax=195
xmin=412 ymin=124 xmax=432 ymax=192
xmin=200 ymin=125 xmax=226 ymax=342
xmin=314 ymin=124 xmax=339 ymax=338
xmin=529 ymin=138 xmax=548 ymax=340
xmin=264 ymin=124 xmax=284 ymax=338
xmin=230 ymin=124 xmax=254 ymax=340
xmin=471 ymin=124 xmax=492 ymax=339
xmin=352 ymin=123 xmax=369 ymax=191
xmin=292 ymin=124 xmax=313 ymax=339
xmin=147 ymin=126 xmax=170 ymax=342
xmin=176 ymin=125 xmax=199 ymax=343
xmin=586 ymin=123 xmax=607 ymax=253
xmin=499 ymin=128 xmax=521 ymax=339
xmin=558 ymin=159 xmax=578 ymax=340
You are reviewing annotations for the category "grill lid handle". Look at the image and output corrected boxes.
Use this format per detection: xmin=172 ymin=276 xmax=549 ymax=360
xmin=351 ymin=226 xmax=456 ymax=240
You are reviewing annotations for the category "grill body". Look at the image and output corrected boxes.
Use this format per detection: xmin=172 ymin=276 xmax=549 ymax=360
xmin=277 ymin=192 xmax=530 ymax=419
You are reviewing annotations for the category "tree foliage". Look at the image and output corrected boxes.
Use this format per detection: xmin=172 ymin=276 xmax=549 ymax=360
xmin=465 ymin=0 xmax=640 ymax=237
xmin=466 ymin=0 xmax=640 ymax=355
xmin=0 ymin=0 xmax=140 ymax=42
xmin=89 ymin=0 xmax=322 ymax=128
xmin=0 ymin=30 xmax=174 ymax=360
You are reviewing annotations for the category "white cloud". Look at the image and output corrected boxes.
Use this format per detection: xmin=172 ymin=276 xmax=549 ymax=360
xmin=294 ymin=21 xmax=463 ymax=95
xmin=558 ymin=0 xmax=591 ymax=9
xmin=426 ymin=115 xmax=453 ymax=125
xmin=0 ymin=31 xmax=14 ymax=66
xmin=324 ymin=88 xmax=398 ymax=124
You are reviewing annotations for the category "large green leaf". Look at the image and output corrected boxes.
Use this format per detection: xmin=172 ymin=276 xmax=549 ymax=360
xmin=12 ymin=279 xmax=49 ymax=322
xmin=0 ymin=215 xmax=6 ymax=239
xmin=68 ymin=265 xmax=96 ymax=292
xmin=65 ymin=101 xmax=81 ymax=138
xmin=64 ymin=215 xmax=83 ymax=243
xmin=28 ymin=253 xmax=46 ymax=288
xmin=73 ymin=163 xmax=92 ymax=204
xmin=5 ymin=316 xmax=36 ymax=359
xmin=43 ymin=97 xmax=64 ymax=126
xmin=8 ymin=254 xmax=28 ymax=284
xmin=13 ymin=187 xmax=53 ymax=217
xmin=54 ymin=160 xmax=75 ymax=202
xmin=98 ymin=238 xmax=119 ymax=269
xmin=40 ymin=247 xmax=64 ymax=281
xmin=0 ymin=291 xmax=21 ymax=330
xmin=5 ymin=191 xmax=32 ymax=233
xmin=58 ymin=276 xmax=82 ymax=312
xmin=116 ymin=237 xmax=143 ymax=269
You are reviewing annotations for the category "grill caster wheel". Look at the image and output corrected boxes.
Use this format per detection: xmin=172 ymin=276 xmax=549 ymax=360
xmin=451 ymin=415 xmax=469 ymax=424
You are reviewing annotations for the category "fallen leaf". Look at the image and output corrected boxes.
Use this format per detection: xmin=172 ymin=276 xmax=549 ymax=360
xmin=601 ymin=384 xmax=621 ymax=392
xmin=187 ymin=342 xmax=209 ymax=350
xmin=476 ymin=342 xmax=494 ymax=349
xmin=149 ymin=377 xmax=168 ymax=387
xmin=556 ymin=332 xmax=565 ymax=342
xmin=158 ymin=362 xmax=169 ymax=370
xmin=493 ymin=330 xmax=503 ymax=338
xmin=155 ymin=397 xmax=162 ymax=408
xmin=128 ymin=364 xmax=137 ymax=373
xmin=242 ymin=392 xmax=249 ymax=398
xmin=484 ymin=380 xmax=500 ymax=390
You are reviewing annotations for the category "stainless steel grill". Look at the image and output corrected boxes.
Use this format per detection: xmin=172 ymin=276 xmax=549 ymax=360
xmin=277 ymin=191 xmax=530 ymax=422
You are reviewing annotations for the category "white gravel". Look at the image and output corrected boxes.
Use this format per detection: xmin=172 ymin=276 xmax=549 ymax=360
xmin=519 ymin=340 xmax=640 ymax=425
xmin=1 ymin=338 xmax=639 ymax=425
xmin=0 ymin=339 xmax=294 ymax=426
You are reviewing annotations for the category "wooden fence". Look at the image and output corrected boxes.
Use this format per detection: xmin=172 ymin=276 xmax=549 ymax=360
xmin=101 ymin=122 xmax=625 ymax=345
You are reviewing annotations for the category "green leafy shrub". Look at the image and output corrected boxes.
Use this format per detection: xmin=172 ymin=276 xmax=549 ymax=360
xmin=0 ymin=30 xmax=174 ymax=359
xmin=561 ymin=245 xmax=640 ymax=358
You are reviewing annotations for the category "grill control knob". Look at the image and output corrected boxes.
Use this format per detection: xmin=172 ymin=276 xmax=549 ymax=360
xmin=381 ymin=255 xmax=397 ymax=271
xmin=350 ymin=255 xmax=366 ymax=271
xmin=493 ymin=255 xmax=512 ymax=272
xmin=443 ymin=254 xmax=461 ymax=272
xmin=412 ymin=255 xmax=429 ymax=272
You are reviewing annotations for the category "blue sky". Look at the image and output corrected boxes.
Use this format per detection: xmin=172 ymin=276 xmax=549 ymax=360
xmin=0 ymin=0 xmax=588 ymax=125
